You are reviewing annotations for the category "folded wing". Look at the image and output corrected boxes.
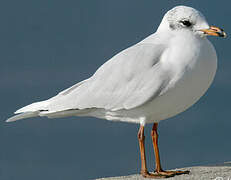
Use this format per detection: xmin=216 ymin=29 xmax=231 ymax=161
xmin=8 ymin=40 xmax=171 ymax=121
xmin=45 ymin=42 xmax=169 ymax=112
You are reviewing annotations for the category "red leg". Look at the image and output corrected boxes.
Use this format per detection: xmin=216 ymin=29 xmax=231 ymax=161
xmin=138 ymin=125 xmax=170 ymax=178
xmin=138 ymin=125 xmax=148 ymax=175
xmin=151 ymin=123 xmax=190 ymax=176
xmin=151 ymin=123 xmax=163 ymax=172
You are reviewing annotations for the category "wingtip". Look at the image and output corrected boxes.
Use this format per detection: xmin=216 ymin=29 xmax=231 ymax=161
xmin=5 ymin=115 xmax=20 ymax=122
xmin=5 ymin=118 xmax=15 ymax=123
xmin=5 ymin=111 xmax=39 ymax=122
xmin=5 ymin=115 xmax=21 ymax=122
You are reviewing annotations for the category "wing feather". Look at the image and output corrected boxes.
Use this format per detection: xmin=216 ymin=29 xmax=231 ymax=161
xmin=45 ymin=42 xmax=169 ymax=112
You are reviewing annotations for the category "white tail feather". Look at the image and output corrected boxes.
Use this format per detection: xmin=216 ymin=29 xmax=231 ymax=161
xmin=6 ymin=111 xmax=39 ymax=122
xmin=6 ymin=100 xmax=49 ymax=122
xmin=15 ymin=100 xmax=49 ymax=114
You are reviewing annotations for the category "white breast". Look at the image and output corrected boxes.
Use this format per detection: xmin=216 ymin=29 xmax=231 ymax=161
xmin=139 ymin=36 xmax=217 ymax=123
xmin=86 ymin=34 xmax=217 ymax=124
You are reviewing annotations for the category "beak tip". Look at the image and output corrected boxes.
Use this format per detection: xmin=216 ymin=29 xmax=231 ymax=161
xmin=222 ymin=32 xmax=227 ymax=38
xmin=200 ymin=26 xmax=227 ymax=38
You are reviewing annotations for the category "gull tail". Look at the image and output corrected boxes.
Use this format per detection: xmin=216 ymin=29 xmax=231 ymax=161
xmin=6 ymin=100 xmax=49 ymax=122
xmin=6 ymin=111 xmax=40 ymax=122
xmin=5 ymin=100 xmax=88 ymax=122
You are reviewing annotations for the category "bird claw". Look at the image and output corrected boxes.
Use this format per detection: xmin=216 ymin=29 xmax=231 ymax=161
xmin=141 ymin=170 xmax=190 ymax=178
xmin=141 ymin=171 xmax=174 ymax=178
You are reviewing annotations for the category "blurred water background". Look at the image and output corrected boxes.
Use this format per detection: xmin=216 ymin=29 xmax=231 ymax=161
xmin=1 ymin=0 xmax=231 ymax=179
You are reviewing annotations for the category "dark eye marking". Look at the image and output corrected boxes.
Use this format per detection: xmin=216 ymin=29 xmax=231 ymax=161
xmin=180 ymin=20 xmax=192 ymax=27
xmin=169 ymin=23 xmax=176 ymax=30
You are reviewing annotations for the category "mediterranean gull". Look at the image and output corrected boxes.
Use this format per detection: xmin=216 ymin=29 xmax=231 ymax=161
xmin=6 ymin=6 xmax=226 ymax=178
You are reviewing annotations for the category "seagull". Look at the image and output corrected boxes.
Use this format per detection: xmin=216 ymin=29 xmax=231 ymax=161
xmin=6 ymin=5 xmax=226 ymax=178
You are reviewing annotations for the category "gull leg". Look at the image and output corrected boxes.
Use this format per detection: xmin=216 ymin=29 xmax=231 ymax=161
xmin=138 ymin=125 xmax=148 ymax=176
xmin=151 ymin=123 xmax=190 ymax=176
xmin=138 ymin=125 xmax=169 ymax=178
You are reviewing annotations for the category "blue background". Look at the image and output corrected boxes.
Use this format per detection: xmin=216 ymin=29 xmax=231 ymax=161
xmin=1 ymin=0 xmax=231 ymax=179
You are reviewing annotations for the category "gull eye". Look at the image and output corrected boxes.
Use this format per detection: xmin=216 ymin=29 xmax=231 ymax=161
xmin=180 ymin=20 xmax=192 ymax=27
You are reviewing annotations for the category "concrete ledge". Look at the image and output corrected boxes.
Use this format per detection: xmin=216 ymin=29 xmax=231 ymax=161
xmin=96 ymin=162 xmax=231 ymax=180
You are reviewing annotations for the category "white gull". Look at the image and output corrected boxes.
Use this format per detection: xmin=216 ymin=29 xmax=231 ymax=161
xmin=6 ymin=6 xmax=226 ymax=178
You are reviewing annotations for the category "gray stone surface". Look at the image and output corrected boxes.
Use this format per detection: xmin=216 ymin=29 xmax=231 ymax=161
xmin=96 ymin=162 xmax=231 ymax=180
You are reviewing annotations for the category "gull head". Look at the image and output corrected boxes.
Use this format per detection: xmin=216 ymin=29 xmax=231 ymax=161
xmin=157 ymin=6 xmax=226 ymax=38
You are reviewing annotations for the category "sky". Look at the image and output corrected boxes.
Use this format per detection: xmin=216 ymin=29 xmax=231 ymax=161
xmin=1 ymin=0 xmax=231 ymax=180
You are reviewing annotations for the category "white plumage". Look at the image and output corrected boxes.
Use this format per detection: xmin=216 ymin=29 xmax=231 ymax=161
xmin=6 ymin=6 xmax=220 ymax=125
